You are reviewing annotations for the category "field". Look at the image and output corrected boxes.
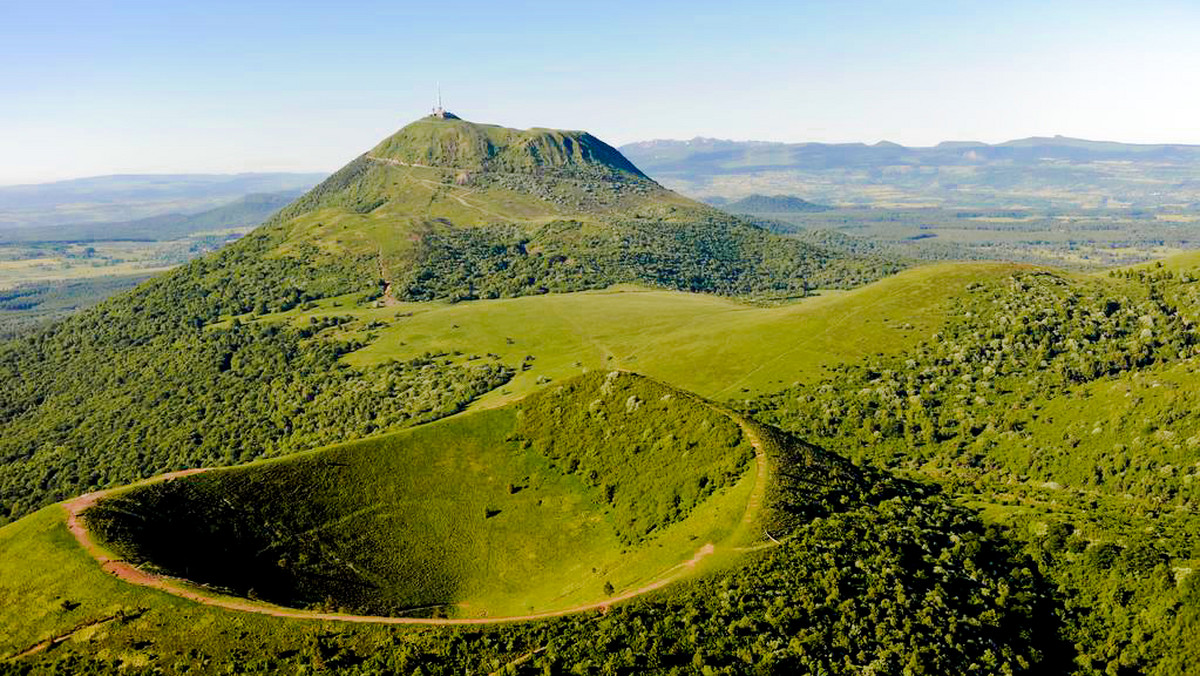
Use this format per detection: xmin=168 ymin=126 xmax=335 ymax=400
xmin=228 ymin=261 xmax=1022 ymax=408
xmin=0 ymin=237 xmax=240 ymax=335
xmin=0 ymin=243 xmax=181 ymax=290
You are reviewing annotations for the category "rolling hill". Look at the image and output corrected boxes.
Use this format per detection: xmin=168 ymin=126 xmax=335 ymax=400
xmin=222 ymin=113 xmax=899 ymax=304
xmin=0 ymin=370 xmax=1056 ymax=674
xmin=79 ymin=372 xmax=770 ymax=619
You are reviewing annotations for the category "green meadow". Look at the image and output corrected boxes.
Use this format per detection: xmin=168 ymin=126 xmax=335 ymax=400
xmin=231 ymin=261 xmax=1023 ymax=407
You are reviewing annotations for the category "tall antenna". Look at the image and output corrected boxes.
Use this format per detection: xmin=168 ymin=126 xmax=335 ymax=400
xmin=431 ymin=82 xmax=456 ymax=119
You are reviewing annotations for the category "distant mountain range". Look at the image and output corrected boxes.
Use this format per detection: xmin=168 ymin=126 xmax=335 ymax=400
xmin=620 ymin=136 xmax=1200 ymax=209
xmin=0 ymin=190 xmax=304 ymax=243
xmin=0 ymin=172 xmax=325 ymax=230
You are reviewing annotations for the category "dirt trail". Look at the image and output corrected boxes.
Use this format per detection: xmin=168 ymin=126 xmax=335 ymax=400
xmin=7 ymin=611 xmax=140 ymax=661
xmin=365 ymin=154 xmax=506 ymax=220
xmin=60 ymin=410 xmax=768 ymax=627
xmin=364 ymin=154 xmax=437 ymax=170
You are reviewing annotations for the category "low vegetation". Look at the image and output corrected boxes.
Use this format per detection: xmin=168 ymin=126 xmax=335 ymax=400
xmin=0 ymin=448 xmax=1063 ymax=675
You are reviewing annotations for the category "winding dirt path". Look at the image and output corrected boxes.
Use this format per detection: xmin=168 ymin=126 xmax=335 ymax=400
xmin=61 ymin=409 xmax=769 ymax=626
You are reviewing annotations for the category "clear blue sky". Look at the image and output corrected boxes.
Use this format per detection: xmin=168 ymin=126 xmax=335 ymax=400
xmin=2 ymin=0 xmax=1198 ymax=183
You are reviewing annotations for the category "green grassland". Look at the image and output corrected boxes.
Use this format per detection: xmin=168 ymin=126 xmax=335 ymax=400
xmin=230 ymin=261 xmax=1022 ymax=409
xmin=80 ymin=372 xmax=759 ymax=620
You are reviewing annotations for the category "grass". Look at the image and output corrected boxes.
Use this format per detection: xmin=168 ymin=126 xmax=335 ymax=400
xmin=0 ymin=504 xmax=427 ymax=670
xmin=0 ymin=259 xmax=1036 ymax=667
xmin=232 ymin=261 xmax=1021 ymax=408
xmin=80 ymin=373 xmax=759 ymax=620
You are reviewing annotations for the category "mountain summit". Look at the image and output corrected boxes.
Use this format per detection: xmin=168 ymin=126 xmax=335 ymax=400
xmin=369 ymin=115 xmax=648 ymax=180
xmin=167 ymin=114 xmax=897 ymax=308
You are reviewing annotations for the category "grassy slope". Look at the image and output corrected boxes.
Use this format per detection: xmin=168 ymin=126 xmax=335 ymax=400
xmin=255 ymin=116 xmax=695 ymax=286
xmin=0 ymin=506 xmax=421 ymax=670
xmin=232 ymin=261 xmax=1022 ymax=407
xmin=234 ymin=116 xmax=898 ymax=306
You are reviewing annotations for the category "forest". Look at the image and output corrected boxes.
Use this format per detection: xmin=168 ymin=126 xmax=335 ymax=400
xmin=747 ymin=263 xmax=1200 ymax=674
xmin=0 ymin=236 xmax=512 ymax=521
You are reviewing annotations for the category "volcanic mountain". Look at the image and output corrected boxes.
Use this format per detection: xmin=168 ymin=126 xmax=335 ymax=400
xmin=203 ymin=112 xmax=897 ymax=309
xmin=0 ymin=112 xmax=900 ymax=523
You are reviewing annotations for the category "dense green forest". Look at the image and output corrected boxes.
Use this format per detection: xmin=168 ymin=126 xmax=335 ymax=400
xmin=747 ymin=264 xmax=1200 ymax=675
xmin=0 ymin=232 xmax=511 ymax=521
xmin=396 ymin=217 xmax=898 ymax=302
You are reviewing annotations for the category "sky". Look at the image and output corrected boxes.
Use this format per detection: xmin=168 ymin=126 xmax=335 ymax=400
xmin=2 ymin=0 xmax=1199 ymax=184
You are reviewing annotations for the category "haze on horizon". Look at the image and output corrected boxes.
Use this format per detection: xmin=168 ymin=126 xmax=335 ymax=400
xmin=2 ymin=0 xmax=1198 ymax=185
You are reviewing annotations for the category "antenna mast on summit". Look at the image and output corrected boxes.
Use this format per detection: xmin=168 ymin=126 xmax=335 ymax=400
xmin=433 ymin=82 xmax=445 ymax=118
xmin=431 ymin=82 xmax=456 ymax=119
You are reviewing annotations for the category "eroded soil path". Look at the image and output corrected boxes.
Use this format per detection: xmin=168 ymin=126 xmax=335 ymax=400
xmin=8 ymin=610 xmax=143 ymax=661
xmin=61 ymin=410 xmax=769 ymax=626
